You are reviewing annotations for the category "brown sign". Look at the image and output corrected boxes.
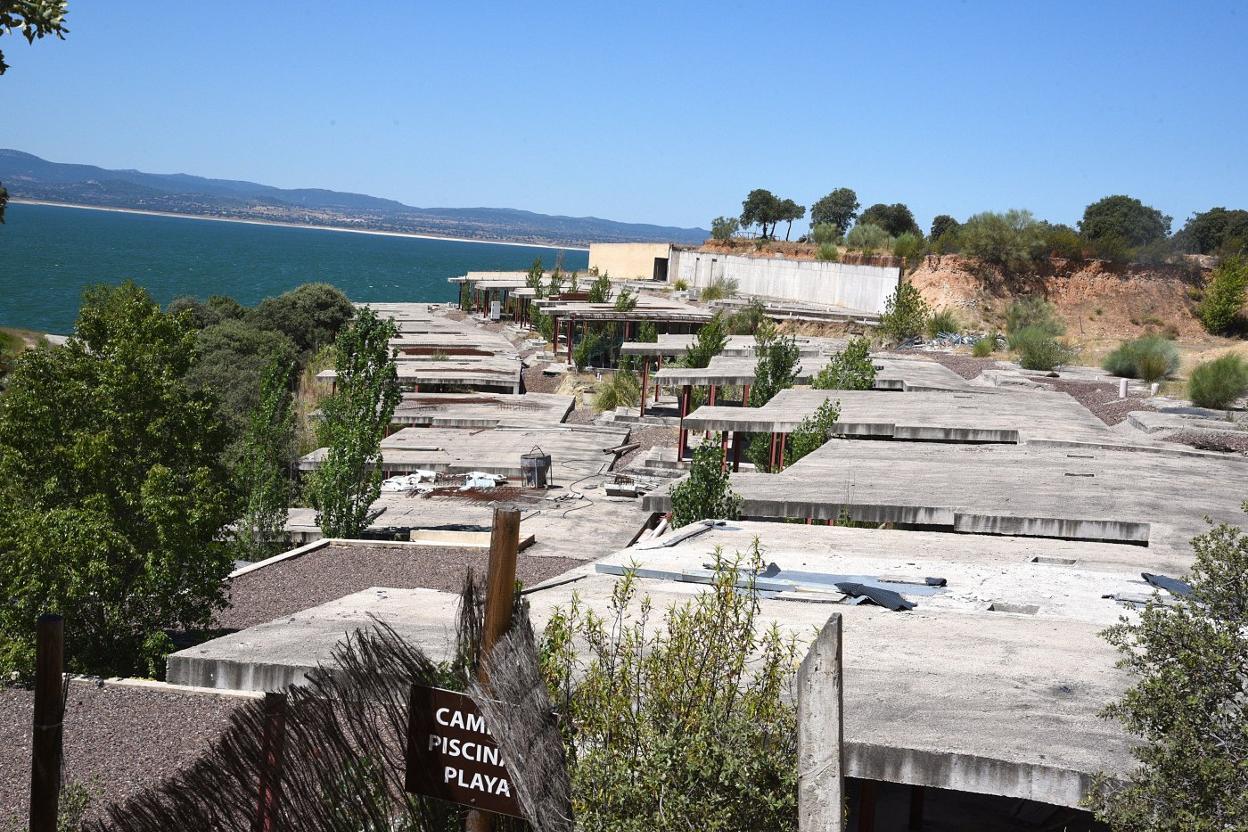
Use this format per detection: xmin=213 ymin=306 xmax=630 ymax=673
xmin=405 ymin=684 xmax=522 ymax=818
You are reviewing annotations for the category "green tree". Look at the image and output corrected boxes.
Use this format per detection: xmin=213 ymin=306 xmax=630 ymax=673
xmin=306 ymin=307 xmax=400 ymax=538
xmin=680 ymin=312 xmax=728 ymax=369
xmin=783 ymin=399 xmax=841 ymax=467
xmin=777 ymin=198 xmax=806 ymax=241
xmin=0 ymin=0 xmax=67 ymax=76
xmin=233 ymin=359 xmax=295 ymax=561
xmin=1079 ymin=195 xmax=1172 ymax=249
xmin=0 ymin=282 xmax=234 ymax=677
xmin=636 ymin=321 xmax=657 ymax=343
xmin=749 ymin=321 xmax=800 ymax=407
xmin=810 ymin=223 xmax=841 ymax=245
xmin=668 ymin=436 xmax=742 ymax=527
xmin=1176 ymin=207 xmax=1248 ymax=257
xmin=184 ymin=318 xmax=298 ymax=460
xmin=1089 ymin=514 xmax=1248 ymax=830
xmin=710 ymin=215 xmax=739 ymax=241
xmin=930 ymin=214 xmax=960 ymax=241
xmin=959 ymin=209 xmax=1046 ymax=274
xmin=1197 ymin=256 xmax=1247 ymax=335
xmin=588 ymin=271 xmax=612 ymax=303
xmin=740 ymin=188 xmax=782 ymax=238
xmin=878 ymin=281 xmax=930 ymax=343
xmin=857 ymin=202 xmax=922 ymax=238
xmin=892 ymin=231 xmax=924 ymax=263
xmin=245 ymin=282 xmax=355 ymax=356
xmin=810 ymin=187 xmax=860 ymax=236
xmin=526 ymin=257 xmax=544 ymax=290
xmin=812 ymin=336 xmax=876 ymax=390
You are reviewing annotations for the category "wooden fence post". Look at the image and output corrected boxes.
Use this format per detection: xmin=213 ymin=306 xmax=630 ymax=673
xmin=29 ymin=613 xmax=64 ymax=832
xmin=252 ymin=691 xmax=288 ymax=832
xmin=465 ymin=508 xmax=521 ymax=832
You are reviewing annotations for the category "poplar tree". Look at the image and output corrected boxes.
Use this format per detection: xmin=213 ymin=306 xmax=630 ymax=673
xmin=307 ymin=307 xmax=400 ymax=538
xmin=234 ymin=359 xmax=296 ymax=560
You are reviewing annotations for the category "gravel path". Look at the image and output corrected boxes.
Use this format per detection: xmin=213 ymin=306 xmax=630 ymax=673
xmin=219 ymin=544 xmax=582 ymax=630
xmin=1 ymin=681 xmax=243 ymax=825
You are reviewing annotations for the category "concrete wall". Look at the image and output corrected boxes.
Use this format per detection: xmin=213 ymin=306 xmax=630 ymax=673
xmin=588 ymin=243 xmax=673 ymax=281
xmin=671 ymin=250 xmax=900 ymax=315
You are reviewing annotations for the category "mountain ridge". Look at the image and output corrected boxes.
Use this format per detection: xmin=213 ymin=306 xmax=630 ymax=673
xmin=0 ymin=150 xmax=708 ymax=247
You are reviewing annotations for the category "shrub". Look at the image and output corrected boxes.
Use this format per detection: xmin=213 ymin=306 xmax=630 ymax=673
xmin=810 ymin=223 xmax=841 ymax=245
xmin=879 ymin=281 xmax=930 ymax=343
xmin=727 ymin=299 xmax=767 ymax=335
xmin=1005 ymin=296 xmax=1064 ymax=342
xmin=699 ymin=276 xmax=738 ymax=301
xmin=1042 ymin=224 xmax=1085 ymax=260
xmin=573 ymin=330 xmax=601 ymax=371
xmin=925 ymin=309 xmax=960 ymax=339
xmin=540 ymin=543 xmax=796 ymax=831
xmin=845 ymin=222 xmax=893 ymax=254
xmin=748 ymin=321 xmax=800 ymax=406
xmin=816 ymin=242 xmax=839 ymax=261
xmin=1101 ymin=336 xmax=1180 ymax=382
xmin=672 ymin=278 xmax=689 ymax=291
xmin=587 ymin=272 xmax=612 ymax=304
xmin=972 ymin=335 xmax=997 ymax=357
xmin=892 ymin=231 xmax=925 ymax=262
xmin=681 ymin=312 xmax=728 ymax=369
xmin=594 ymin=369 xmax=640 ymax=412
xmin=668 ymin=435 xmax=742 ymax=527
xmin=613 ymin=286 xmax=638 ymax=312
xmin=710 ymin=215 xmax=739 ymax=241
xmin=783 ymin=399 xmax=841 ymax=467
xmin=1188 ymin=354 xmax=1248 ymax=409
xmin=1012 ymin=326 xmax=1078 ymax=371
xmin=812 ymin=336 xmax=876 ymax=390
xmin=959 ymin=210 xmax=1046 ymax=274
xmin=1197 ymin=257 xmax=1248 ymax=335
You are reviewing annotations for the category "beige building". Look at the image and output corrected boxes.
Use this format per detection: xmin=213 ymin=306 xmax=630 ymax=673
xmin=588 ymin=242 xmax=673 ymax=281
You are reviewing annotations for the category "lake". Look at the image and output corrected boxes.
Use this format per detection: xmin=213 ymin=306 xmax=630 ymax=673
xmin=0 ymin=203 xmax=588 ymax=333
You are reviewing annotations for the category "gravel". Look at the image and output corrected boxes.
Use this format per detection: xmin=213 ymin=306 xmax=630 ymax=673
xmin=218 ymin=543 xmax=582 ymax=630
xmin=915 ymin=352 xmax=1001 ymax=381
xmin=1164 ymin=430 xmax=1248 ymax=454
xmin=1 ymin=680 xmax=243 ymax=825
xmin=617 ymin=425 xmax=679 ymax=469
xmin=523 ymin=361 xmax=564 ymax=394
xmin=1030 ymin=377 xmax=1153 ymax=426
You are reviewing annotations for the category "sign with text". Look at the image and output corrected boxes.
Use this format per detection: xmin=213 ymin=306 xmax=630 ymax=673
xmin=405 ymin=684 xmax=522 ymax=818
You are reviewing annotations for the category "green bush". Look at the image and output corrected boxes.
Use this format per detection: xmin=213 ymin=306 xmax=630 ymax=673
xmin=925 ymin=309 xmax=960 ymax=339
xmin=1006 ymin=296 xmax=1064 ymax=343
xmin=748 ymin=322 xmax=800 ymax=406
xmin=540 ymin=543 xmax=796 ymax=831
xmin=845 ymin=222 xmax=893 ymax=255
xmin=727 ymin=299 xmax=767 ymax=335
xmin=892 ymin=231 xmax=925 ymax=261
xmin=573 ymin=331 xmax=601 ymax=371
xmin=245 ymin=283 xmax=354 ymax=356
xmin=668 ymin=435 xmax=742 ymax=526
xmin=816 ymin=242 xmax=839 ymax=261
xmin=699 ymin=276 xmax=738 ymax=301
xmin=959 ymin=210 xmax=1046 ymax=274
xmin=1043 ymin=224 xmax=1085 ymax=260
xmin=680 ymin=312 xmax=728 ymax=369
xmin=1101 ymin=336 xmax=1180 ymax=382
xmin=812 ymin=336 xmax=876 ymax=390
xmin=971 ymin=335 xmax=996 ymax=357
xmin=1197 ymin=257 xmax=1247 ymax=335
xmin=1012 ymin=326 xmax=1078 ymax=371
xmin=810 ymin=223 xmax=841 ymax=245
xmin=1188 ymin=354 xmax=1248 ymax=409
xmin=783 ymin=399 xmax=841 ymax=467
xmin=879 ymin=281 xmax=930 ymax=343
xmin=594 ymin=369 xmax=640 ymax=412
xmin=710 ymin=215 xmax=739 ymax=241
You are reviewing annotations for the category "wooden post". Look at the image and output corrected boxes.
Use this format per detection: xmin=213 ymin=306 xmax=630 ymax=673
xmin=29 ymin=614 xmax=64 ymax=832
xmin=465 ymin=508 xmax=521 ymax=832
xmin=252 ymin=691 xmax=288 ymax=832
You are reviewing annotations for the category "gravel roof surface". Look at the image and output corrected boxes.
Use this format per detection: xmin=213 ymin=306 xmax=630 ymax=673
xmin=617 ymin=425 xmax=678 ymax=469
xmin=1031 ymin=377 xmax=1153 ymax=426
xmin=1164 ymin=430 xmax=1248 ymax=454
xmin=523 ymin=361 xmax=564 ymax=394
xmin=218 ymin=543 xmax=582 ymax=630
xmin=0 ymin=681 xmax=244 ymax=825
xmin=913 ymin=351 xmax=1001 ymax=380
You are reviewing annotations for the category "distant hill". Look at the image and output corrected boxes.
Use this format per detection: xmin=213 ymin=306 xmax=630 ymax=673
xmin=0 ymin=150 xmax=709 ymax=247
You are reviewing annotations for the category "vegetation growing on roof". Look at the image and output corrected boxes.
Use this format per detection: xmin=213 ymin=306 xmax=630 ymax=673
xmin=668 ymin=436 xmax=741 ymax=528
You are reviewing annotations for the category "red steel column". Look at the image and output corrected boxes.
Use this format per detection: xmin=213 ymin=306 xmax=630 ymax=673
xmin=640 ymin=359 xmax=649 ymax=418
xmin=743 ymin=384 xmax=752 ymax=407
xmin=732 ymin=430 xmax=743 ymax=472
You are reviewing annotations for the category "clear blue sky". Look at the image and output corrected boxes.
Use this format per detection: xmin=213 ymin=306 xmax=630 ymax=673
xmin=2 ymin=1 xmax=1245 ymax=235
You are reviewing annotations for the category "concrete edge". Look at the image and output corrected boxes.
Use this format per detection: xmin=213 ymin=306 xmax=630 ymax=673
xmin=93 ymin=675 xmax=265 ymax=700
xmin=229 ymin=538 xmax=332 ymax=578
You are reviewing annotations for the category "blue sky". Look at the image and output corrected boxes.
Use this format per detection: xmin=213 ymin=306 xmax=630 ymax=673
xmin=1 ymin=1 xmax=1245 ymax=234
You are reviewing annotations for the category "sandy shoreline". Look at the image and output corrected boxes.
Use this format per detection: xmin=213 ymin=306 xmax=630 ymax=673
xmin=10 ymin=199 xmax=590 ymax=252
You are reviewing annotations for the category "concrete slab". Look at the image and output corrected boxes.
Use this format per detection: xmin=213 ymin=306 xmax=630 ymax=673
xmin=643 ymin=439 xmax=1248 ymax=559
xmin=391 ymin=392 xmax=574 ymax=428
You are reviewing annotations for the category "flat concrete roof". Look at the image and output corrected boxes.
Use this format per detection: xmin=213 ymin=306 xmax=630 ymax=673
xmin=539 ymin=295 xmax=714 ymax=323
xmin=318 ymin=357 xmax=522 ymax=392
xmin=652 ymin=354 xmax=976 ymax=391
xmin=643 ymin=439 xmax=1247 ymax=559
xmin=298 ymin=424 xmax=632 ymax=480
xmin=390 ymin=391 xmax=574 ymax=428
xmin=681 ymin=388 xmax=1119 ymax=444
xmin=168 ymin=521 xmax=1157 ymax=808
xmin=620 ymin=333 xmax=847 ymax=357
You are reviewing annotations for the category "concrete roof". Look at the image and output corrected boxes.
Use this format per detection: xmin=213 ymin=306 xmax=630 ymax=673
xmin=643 ymin=438 xmax=1247 ymax=561
xmin=390 ymin=392 xmax=574 ymax=428
xmin=681 ymin=388 xmax=1119 ymax=444
xmin=540 ymin=295 xmax=713 ymax=323
xmin=652 ymin=355 xmax=975 ymax=391
xmin=620 ymin=333 xmax=848 ymax=357
xmin=298 ymin=424 xmax=632 ymax=480
xmin=166 ymin=520 xmax=1160 ymax=808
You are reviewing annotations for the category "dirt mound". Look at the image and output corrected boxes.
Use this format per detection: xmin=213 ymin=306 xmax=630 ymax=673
xmin=908 ymin=255 xmax=1208 ymax=341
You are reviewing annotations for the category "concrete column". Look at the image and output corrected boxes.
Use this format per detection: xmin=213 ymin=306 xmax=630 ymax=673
xmin=799 ymin=613 xmax=845 ymax=832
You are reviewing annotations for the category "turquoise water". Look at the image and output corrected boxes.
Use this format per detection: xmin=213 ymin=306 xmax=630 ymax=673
xmin=0 ymin=203 xmax=587 ymax=333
